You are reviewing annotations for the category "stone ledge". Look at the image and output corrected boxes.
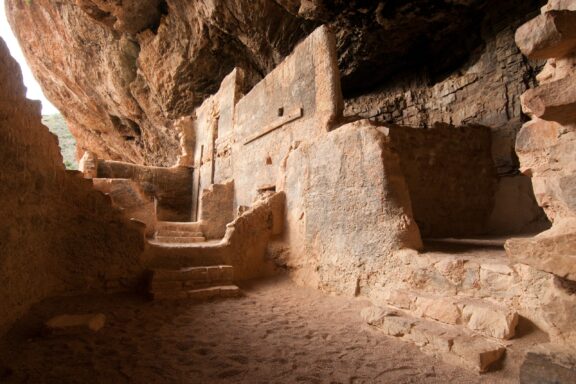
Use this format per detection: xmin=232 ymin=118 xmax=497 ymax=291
xmin=506 ymin=219 xmax=576 ymax=281
xmin=361 ymin=306 xmax=506 ymax=373
xmin=151 ymin=285 xmax=242 ymax=301
xmin=385 ymin=289 xmax=518 ymax=339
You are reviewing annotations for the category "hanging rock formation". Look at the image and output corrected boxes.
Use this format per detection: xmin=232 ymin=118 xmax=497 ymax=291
xmin=6 ymin=0 xmax=545 ymax=171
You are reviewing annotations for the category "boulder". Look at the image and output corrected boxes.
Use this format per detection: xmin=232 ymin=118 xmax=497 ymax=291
xmin=515 ymin=11 xmax=576 ymax=60
xmin=521 ymin=72 xmax=576 ymax=125
xmin=506 ymin=219 xmax=576 ymax=281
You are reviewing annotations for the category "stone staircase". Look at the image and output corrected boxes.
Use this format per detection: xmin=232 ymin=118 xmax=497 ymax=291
xmin=146 ymin=222 xmax=241 ymax=300
xmin=154 ymin=221 xmax=206 ymax=244
xmin=363 ymin=238 xmax=522 ymax=373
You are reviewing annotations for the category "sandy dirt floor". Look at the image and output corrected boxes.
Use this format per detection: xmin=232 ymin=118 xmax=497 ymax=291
xmin=0 ymin=277 xmax=544 ymax=383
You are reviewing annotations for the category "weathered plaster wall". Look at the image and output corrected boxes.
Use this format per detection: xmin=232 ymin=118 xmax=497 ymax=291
xmin=0 ymin=39 xmax=145 ymax=335
xmin=192 ymin=69 xmax=245 ymax=221
xmin=96 ymin=160 xmax=193 ymax=221
xmin=232 ymin=25 xmax=343 ymax=208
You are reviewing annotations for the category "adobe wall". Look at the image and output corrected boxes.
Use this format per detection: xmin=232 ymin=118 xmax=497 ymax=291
xmin=0 ymin=38 xmax=146 ymax=336
xmin=191 ymin=69 xmax=244 ymax=221
xmin=96 ymin=160 xmax=193 ymax=221
xmin=231 ymin=25 xmax=343 ymax=208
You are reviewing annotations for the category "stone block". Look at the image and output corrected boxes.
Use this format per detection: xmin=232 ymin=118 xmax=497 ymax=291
xmin=360 ymin=306 xmax=398 ymax=325
xmin=479 ymin=264 xmax=515 ymax=295
xmin=506 ymin=219 xmax=576 ymax=280
xmin=152 ymin=267 xmax=208 ymax=282
xmin=218 ymin=285 xmax=243 ymax=298
xmin=516 ymin=118 xmax=561 ymax=155
xmin=386 ymin=289 xmax=414 ymax=310
xmin=408 ymin=321 xmax=456 ymax=353
xmin=460 ymin=301 xmax=519 ymax=340
xmin=413 ymin=295 xmax=461 ymax=325
xmin=206 ymin=266 xmax=222 ymax=282
xmin=515 ymin=11 xmax=576 ymax=60
xmin=451 ymin=336 xmax=506 ymax=373
xmin=220 ymin=265 xmax=234 ymax=281
xmin=365 ymin=307 xmax=507 ymax=373
xmin=378 ymin=314 xmax=417 ymax=337
xmin=45 ymin=314 xmax=106 ymax=334
xmin=521 ymin=72 xmax=576 ymax=125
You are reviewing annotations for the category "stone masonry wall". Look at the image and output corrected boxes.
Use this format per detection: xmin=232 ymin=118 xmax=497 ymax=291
xmin=389 ymin=124 xmax=496 ymax=238
xmin=344 ymin=26 xmax=540 ymax=177
xmin=0 ymin=39 xmax=145 ymax=336
xmin=232 ymin=25 xmax=343 ymax=208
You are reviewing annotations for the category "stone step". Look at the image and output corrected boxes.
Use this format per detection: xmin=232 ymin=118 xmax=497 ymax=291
xmin=151 ymin=265 xmax=234 ymax=285
xmin=155 ymin=230 xmax=204 ymax=238
xmin=385 ymin=290 xmax=518 ymax=340
xmin=156 ymin=221 xmax=203 ymax=233
xmin=361 ymin=306 xmax=506 ymax=373
xmin=411 ymin=244 xmax=517 ymax=299
xmin=155 ymin=236 xmax=206 ymax=244
xmin=151 ymin=285 xmax=241 ymax=301
xmin=144 ymin=241 xmax=226 ymax=269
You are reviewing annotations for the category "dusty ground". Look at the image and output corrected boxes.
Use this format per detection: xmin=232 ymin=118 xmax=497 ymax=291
xmin=0 ymin=277 xmax=539 ymax=384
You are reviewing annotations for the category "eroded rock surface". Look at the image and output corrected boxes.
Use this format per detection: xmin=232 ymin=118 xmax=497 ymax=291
xmin=506 ymin=0 xmax=576 ymax=351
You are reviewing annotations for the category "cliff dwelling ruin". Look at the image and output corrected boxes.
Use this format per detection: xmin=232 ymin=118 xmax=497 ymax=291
xmin=1 ymin=0 xmax=576 ymax=383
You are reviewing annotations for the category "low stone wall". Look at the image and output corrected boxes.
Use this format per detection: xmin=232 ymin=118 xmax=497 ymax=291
xmin=96 ymin=160 xmax=193 ymax=221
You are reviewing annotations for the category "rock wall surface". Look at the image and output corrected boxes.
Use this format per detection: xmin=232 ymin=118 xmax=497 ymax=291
xmin=0 ymin=38 xmax=145 ymax=336
xmin=505 ymin=0 xmax=576 ymax=347
xmin=6 ymin=0 xmax=545 ymax=168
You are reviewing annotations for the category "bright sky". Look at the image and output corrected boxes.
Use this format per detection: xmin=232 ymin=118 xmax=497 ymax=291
xmin=0 ymin=0 xmax=59 ymax=115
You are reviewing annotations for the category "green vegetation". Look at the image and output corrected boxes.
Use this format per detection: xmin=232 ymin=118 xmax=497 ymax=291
xmin=42 ymin=113 xmax=78 ymax=170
